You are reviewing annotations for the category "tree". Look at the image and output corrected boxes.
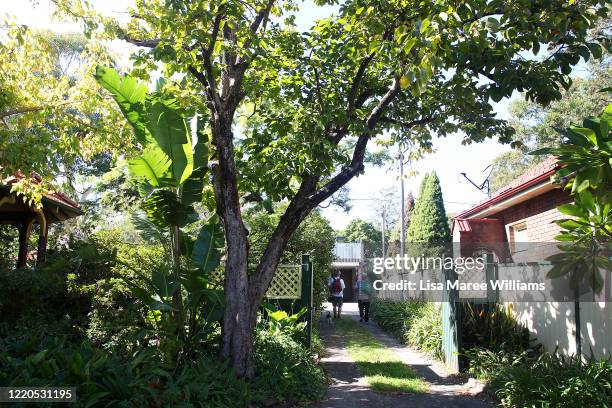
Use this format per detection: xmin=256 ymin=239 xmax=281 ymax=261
xmin=0 ymin=24 xmax=130 ymax=199
xmin=490 ymin=59 xmax=612 ymax=192
xmin=342 ymin=219 xmax=382 ymax=257
xmin=55 ymin=0 xmax=610 ymax=376
xmin=407 ymin=172 xmax=450 ymax=244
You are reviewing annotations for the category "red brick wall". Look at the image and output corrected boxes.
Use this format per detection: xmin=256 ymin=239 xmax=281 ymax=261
xmin=494 ymin=188 xmax=572 ymax=242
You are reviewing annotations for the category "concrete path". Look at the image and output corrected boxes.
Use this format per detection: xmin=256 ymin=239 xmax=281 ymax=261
xmin=309 ymin=303 xmax=492 ymax=408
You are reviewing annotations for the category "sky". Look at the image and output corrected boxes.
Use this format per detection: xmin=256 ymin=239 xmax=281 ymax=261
xmin=2 ymin=0 xmax=515 ymax=230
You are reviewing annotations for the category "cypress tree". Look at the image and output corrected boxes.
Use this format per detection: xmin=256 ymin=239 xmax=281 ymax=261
xmin=407 ymin=172 xmax=451 ymax=244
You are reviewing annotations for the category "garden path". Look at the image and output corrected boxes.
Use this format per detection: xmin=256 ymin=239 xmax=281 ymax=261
xmin=309 ymin=303 xmax=492 ymax=408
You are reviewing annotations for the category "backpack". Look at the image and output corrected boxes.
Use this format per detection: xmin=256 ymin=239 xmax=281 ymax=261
xmin=331 ymin=277 xmax=342 ymax=293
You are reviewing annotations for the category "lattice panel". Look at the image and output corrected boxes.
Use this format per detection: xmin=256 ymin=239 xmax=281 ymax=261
xmin=265 ymin=264 xmax=302 ymax=299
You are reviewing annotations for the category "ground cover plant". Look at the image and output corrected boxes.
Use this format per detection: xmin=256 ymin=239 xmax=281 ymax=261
xmin=335 ymin=317 xmax=427 ymax=393
xmin=0 ymin=219 xmax=326 ymax=407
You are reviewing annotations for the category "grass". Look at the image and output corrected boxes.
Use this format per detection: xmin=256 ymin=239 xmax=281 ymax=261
xmin=335 ymin=317 xmax=428 ymax=394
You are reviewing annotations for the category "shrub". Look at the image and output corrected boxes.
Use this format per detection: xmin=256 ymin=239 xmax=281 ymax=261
xmin=370 ymin=298 xmax=424 ymax=340
xmin=461 ymin=303 xmax=535 ymax=354
xmin=0 ymin=229 xmax=167 ymax=356
xmin=253 ymin=330 xmax=326 ymax=404
xmin=462 ymin=347 xmax=530 ymax=381
xmin=0 ymin=335 xmax=253 ymax=407
xmin=405 ymin=302 xmax=443 ymax=360
xmin=370 ymin=299 xmax=443 ymax=360
xmin=467 ymin=349 xmax=612 ymax=407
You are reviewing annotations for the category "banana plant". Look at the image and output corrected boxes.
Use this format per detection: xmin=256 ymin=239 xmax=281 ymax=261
xmin=95 ymin=67 xmax=224 ymax=354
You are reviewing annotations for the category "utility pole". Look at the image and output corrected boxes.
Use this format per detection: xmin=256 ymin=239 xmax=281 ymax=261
xmin=381 ymin=208 xmax=386 ymax=257
xmin=399 ymin=145 xmax=406 ymax=259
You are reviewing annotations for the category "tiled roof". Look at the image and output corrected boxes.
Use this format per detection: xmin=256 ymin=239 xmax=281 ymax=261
xmin=490 ymin=156 xmax=558 ymax=199
xmin=455 ymin=156 xmax=560 ymax=219
xmin=2 ymin=172 xmax=81 ymax=212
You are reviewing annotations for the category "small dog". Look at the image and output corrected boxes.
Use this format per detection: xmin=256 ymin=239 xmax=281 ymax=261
xmin=326 ymin=311 xmax=332 ymax=324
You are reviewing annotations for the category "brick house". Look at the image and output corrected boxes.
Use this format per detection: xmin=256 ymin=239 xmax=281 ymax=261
xmin=452 ymin=157 xmax=570 ymax=262
xmin=452 ymin=158 xmax=611 ymax=359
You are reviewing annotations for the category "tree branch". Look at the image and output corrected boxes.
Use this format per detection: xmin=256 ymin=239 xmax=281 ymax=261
xmin=123 ymin=36 xmax=162 ymax=48
xmin=0 ymin=106 xmax=44 ymax=120
xmin=379 ymin=116 xmax=433 ymax=129
xmin=346 ymin=52 xmax=376 ymax=117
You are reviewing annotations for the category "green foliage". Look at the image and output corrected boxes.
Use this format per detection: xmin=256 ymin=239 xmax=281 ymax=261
xmin=253 ymin=330 xmax=326 ymax=404
xmin=96 ymin=67 xmax=226 ymax=362
xmin=370 ymin=299 xmax=443 ymax=360
xmin=370 ymin=298 xmax=424 ymax=340
xmin=94 ymin=66 xmax=202 ymax=189
xmin=407 ymin=172 xmax=450 ymax=244
xmin=0 ymin=336 xmax=252 ymax=407
xmin=123 ymin=216 xmax=226 ymax=361
xmin=465 ymin=349 xmax=612 ymax=408
xmin=404 ymin=303 xmax=443 ymax=361
xmin=0 ymin=229 xmax=169 ymax=356
xmin=341 ymin=219 xmax=382 ymax=257
xmin=461 ymin=303 xmax=535 ymax=355
xmin=0 ymin=225 xmax=18 ymax=270
xmin=0 ymin=26 xmax=132 ymax=199
xmin=490 ymin=63 xmax=611 ymax=193
xmin=52 ymin=0 xmax=611 ymax=210
xmin=259 ymin=305 xmax=308 ymax=344
xmin=532 ymin=102 xmax=612 ymax=292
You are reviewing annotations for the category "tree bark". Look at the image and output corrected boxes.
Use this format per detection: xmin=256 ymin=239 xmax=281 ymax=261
xmin=211 ymin=114 xmax=254 ymax=377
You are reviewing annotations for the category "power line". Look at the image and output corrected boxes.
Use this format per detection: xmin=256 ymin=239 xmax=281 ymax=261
xmin=349 ymin=197 xmax=477 ymax=206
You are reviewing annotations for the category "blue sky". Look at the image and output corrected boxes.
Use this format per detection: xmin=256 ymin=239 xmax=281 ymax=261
xmin=2 ymin=0 xmax=517 ymax=229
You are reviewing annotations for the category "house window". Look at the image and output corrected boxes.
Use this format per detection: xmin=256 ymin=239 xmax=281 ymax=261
xmin=509 ymin=222 xmax=528 ymax=257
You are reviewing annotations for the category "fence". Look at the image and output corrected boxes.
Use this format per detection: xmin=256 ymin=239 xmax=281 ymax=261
xmin=264 ymin=255 xmax=314 ymax=348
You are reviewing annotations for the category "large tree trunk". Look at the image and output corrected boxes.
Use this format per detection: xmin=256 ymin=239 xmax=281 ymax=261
xmin=211 ymin=115 xmax=257 ymax=377
xmin=214 ymin=132 xmax=318 ymax=376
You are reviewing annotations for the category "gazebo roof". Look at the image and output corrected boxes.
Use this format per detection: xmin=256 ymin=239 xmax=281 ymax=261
xmin=0 ymin=173 xmax=82 ymax=224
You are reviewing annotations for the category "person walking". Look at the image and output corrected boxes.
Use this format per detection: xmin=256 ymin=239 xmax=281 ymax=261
xmin=328 ymin=270 xmax=345 ymax=318
xmin=356 ymin=272 xmax=372 ymax=322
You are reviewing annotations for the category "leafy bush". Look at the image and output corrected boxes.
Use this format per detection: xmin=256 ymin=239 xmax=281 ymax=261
xmin=461 ymin=303 xmax=536 ymax=355
xmin=253 ymin=330 xmax=325 ymax=404
xmin=245 ymin=207 xmax=336 ymax=312
xmin=369 ymin=298 xmax=424 ymax=340
xmin=370 ymin=299 xmax=444 ymax=360
xmin=462 ymin=348 xmax=530 ymax=381
xmin=0 ymin=229 xmax=163 ymax=356
xmin=0 ymin=335 xmax=251 ymax=407
xmin=259 ymin=305 xmax=308 ymax=345
xmin=465 ymin=348 xmax=612 ymax=407
xmin=405 ymin=302 xmax=443 ymax=360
